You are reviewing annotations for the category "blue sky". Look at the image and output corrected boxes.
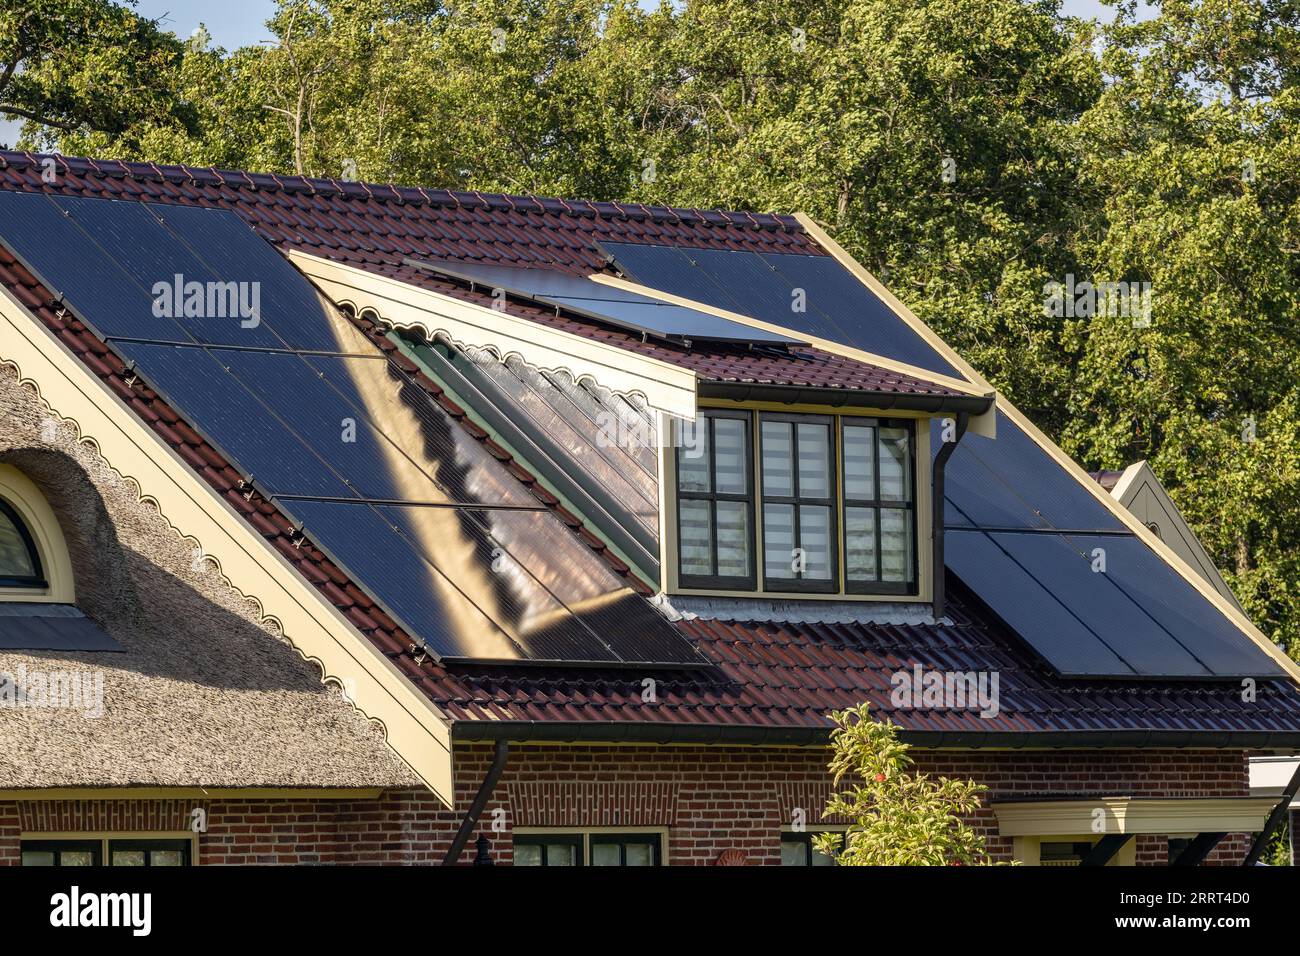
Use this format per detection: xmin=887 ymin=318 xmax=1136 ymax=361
xmin=1 ymin=0 xmax=1143 ymax=148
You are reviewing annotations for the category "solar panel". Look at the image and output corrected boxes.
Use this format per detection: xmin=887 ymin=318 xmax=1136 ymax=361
xmin=0 ymin=194 xmax=704 ymax=668
xmin=408 ymin=258 xmax=803 ymax=345
xmin=599 ymin=241 xmax=959 ymax=376
xmin=602 ymin=241 xmax=1282 ymax=679
xmin=944 ymin=529 xmax=1134 ymax=676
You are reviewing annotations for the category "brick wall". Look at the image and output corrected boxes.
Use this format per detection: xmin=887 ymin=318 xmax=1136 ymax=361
xmin=0 ymin=745 xmax=1259 ymax=866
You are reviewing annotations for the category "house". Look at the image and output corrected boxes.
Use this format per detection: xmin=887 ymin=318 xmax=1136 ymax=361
xmin=0 ymin=151 xmax=1297 ymax=867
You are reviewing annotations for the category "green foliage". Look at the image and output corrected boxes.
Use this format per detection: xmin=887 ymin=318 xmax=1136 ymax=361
xmin=812 ymin=703 xmax=998 ymax=865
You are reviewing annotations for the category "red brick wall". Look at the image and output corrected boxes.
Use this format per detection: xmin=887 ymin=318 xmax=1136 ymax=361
xmin=0 ymin=746 xmax=1257 ymax=866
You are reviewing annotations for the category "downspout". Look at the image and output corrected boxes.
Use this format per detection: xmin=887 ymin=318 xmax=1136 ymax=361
xmin=1243 ymin=758 xmax=1300 ymax=866
xmin=441 ymin=739 xmax=510 ymax=866
xmin=932 ymin=411 xmax=970 ymax=621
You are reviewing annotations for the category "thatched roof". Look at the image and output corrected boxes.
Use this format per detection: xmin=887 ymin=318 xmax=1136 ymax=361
xmin=0 ymin=366 xmax=421 ymax=790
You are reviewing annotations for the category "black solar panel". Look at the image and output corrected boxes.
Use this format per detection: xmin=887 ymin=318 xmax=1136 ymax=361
xmin=602 ymin=241 xmax=1283 ymax=680
xmin=0 ymin=194 xmax=703 ymax=668
xmin=410 ymin=258 xmax=803 ymax=345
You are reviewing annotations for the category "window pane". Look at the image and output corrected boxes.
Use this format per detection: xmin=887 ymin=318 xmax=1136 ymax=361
xmin=843 ymin=424 xmax=876 ymax=500
xmin=112 ymin=850 xmax=146 ymax=867
xmin=60 ymin=851 xmax=95 ymax=866
xmin=760 ymin=420 xmax=794 ymax=497
xmin=715 ymin=501 xmax=750 ymax=578
xmin=879 ymin=427 xmax=912 ymax=502
xmin=591 ymin=843 xmax=622 ymax=866
xmin=21 ymin=851 xmax=55 ymax=866
xmin=764 ymin=503 xmax=796 ymax=580
xmin=678 ymin=500 xmax=713 ymax=577
xmin=798 ymin=506 xmax=833 ymax=580
xmin=677 ymin=419 xmax=711 ymax=492
xmin=713 ymin=418 xmax=748 ymax=495
xmin=811 ymin=845 xmax=837 ymax=866
xmin=881 ymin=509 xmax=913 ymax=582
xmin=624 ymin=842 xmax=655 ymax=867
xmin=545 ymin=842 xmax=578 ymax=867
xmin=780 ymin=840 xmax=808 ymax=866
xmin=513 ymin=843 xmax=543 ymax=866
xmin=150 ymin=850 xmax=185 ymax=867
xmin=845 ymin=507 xmax=878 ymax=582
xmin=797 ymin=423 xmax=831 ymax=498
xmin=0 ymin=506 xmax=37 ymax=579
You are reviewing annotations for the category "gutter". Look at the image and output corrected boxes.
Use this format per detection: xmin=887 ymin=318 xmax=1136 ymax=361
xmin=698 ymin=382 xmax=994 ymax=416
xmin=1243 ymin=758 xmax=1300 ymax=865
xmin=451 ymin=721 xmax=1300 ymax=750
xmin=931 ymin=411 xmax=970 ymax=620
xmin=441 ymin=739 xmax=509 ymax=865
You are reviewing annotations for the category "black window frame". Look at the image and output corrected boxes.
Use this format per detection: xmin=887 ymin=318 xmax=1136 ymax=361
xmin=759 ymin=412 xmax=839 ymax=594
xmin=20 ymin=840 xmax=103 ymax=866
xmin=0 ymin=497 xmax=46 ymax=589
xmin=588 ymin=832 xmax=663 ymax=867
xmin=512 ymin=833 xmax=585 ymax=867
xmin=675 ymin=409 xmax=757 ymax=590
xmin=108 ymin=839 xmax=192 ymax=867
xmin=841 ymin=417 xmax=918 ymax=596
xmin=779 ymin=830 xmax=840 ymax=866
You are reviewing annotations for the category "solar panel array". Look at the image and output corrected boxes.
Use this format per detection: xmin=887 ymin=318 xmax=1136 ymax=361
xmin=0 ymin=191 xmax=702 ymax=667
xmin=408 ymin=257 xmax=804 ymax=345
xmin=603 ymin=241 xmax=1283 ymax=680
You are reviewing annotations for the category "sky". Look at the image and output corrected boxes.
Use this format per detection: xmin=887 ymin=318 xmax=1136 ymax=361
xmin=1 ymin=0 xmax=1142 ymax=148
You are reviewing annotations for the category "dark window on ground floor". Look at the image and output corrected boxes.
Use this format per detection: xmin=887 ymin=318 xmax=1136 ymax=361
xmin=22 ymin=839 xmax=191 ymax=867
xmin=513 ymin=832 xmax=663 ymax=866
xmin=780 ymin=831 xmax=839 ymax=866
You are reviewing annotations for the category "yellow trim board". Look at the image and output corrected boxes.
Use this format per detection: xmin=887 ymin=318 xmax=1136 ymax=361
xmin=797 ymin=214 xmax=1300 ymax=687
xmin=0 ymin=287 xmax=455 ymax=804
xmin=0 ymin=788 xmax=385 ymax=801
xmin=994 ymin=797 xmax=1278 ymax=837
xmin=289 ymin=251 xmax=700 ymax=418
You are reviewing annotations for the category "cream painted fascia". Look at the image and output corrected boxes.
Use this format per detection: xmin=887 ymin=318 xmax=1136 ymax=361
xmin=1106 ymin=461 xmax=1243 ymax=611
xmin=288 ymin=251 xmax=700 ymax=419
xmin=0 ymin=463 xmax=75 ymax=603
xmin=0 ymin=287 xmax=454 ymax=805
xmin=1 ymin=788 xmax=385 ymax=801
xmin=1013 ymin=835 xmax=1136 ymax=866
xmin=659 ymin=403 xmax=933 ymax=603
xmin=994 ymin=797 xmax=1279 ymax=837
xmin=797 ymin=214 xmax=1300 ymax=686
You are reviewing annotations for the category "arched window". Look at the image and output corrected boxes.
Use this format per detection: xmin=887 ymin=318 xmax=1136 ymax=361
xmin=0 ymin=497 xmax=46 ymax=588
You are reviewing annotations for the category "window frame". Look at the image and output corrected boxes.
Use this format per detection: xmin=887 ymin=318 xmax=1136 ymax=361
xmin=758 ymin=412 xmax=839 ymax=594
xmin=20 ymin=839 xmax=103 ymax=867
xmin=841 ymin=417 xmax=919 ymax=595
xmin=107 ymin=839 xmax=193 ymax=867
xmin=0 ymin=497 xmax=47 ymax=589
xmin=674 ymin=408 xmax=757 ymax=591
xmin=779 ymin=829 xmax=843 ymax=867
xmin=20 ymin=833 xmax=197 ymax=867
xmin=512 ymin=828 xmax=667 ymax=867
xmin=667 ymin=406 xmax=924 ymax=600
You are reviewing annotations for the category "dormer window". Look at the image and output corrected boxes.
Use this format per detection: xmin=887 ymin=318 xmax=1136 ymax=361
xmin=669 ymin=407 xmax=922 ymax=599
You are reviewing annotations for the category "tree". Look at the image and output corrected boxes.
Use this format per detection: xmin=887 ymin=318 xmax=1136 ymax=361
xmin=0 ymin=1 xmax=193 ymax=147
xmin=812 ymin=703 xmax=998 ymax=865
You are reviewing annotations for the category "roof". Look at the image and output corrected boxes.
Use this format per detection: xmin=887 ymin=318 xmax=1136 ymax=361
xmin=1 ymin=151 xmax=1298 ymax=750
xmin=0 ymin=151 xmax=970 ymax=402
xmin=0 ymin=365 xmax=418 ymax=790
